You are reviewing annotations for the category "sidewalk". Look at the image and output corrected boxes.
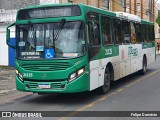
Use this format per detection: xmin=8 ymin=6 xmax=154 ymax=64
xmin=0 ymin=66 xmax=16 ymax=96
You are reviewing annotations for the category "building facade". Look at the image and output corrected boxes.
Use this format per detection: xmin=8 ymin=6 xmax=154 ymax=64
xmin=59 ymin=0 xmax=155 ymax=22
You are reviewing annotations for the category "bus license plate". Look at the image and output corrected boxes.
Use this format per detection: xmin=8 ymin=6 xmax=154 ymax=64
xmin=38 ymin=84 xmax=51 ymax=89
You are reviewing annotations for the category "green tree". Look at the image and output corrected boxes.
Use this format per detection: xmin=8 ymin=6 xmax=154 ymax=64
xmin=156 ymin=10 xmax=160 ymax=27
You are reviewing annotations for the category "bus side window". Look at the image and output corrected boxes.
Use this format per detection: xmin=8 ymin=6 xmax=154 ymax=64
xmin=88 ymin=22 xmax=100 ymax=46
xmin=122 ymin=20 xmax=130 ymax=44
xmin=130 ymin=22 xmax=136 ymax=44
xmin=101 ymin=16 xmax=112 ymax=45
xmin=146 ymin=26 xmax=149 ymax=42
xmin=142 ymin=25 xmax=149 ymax=42
xmin=93 ymin=23 xmax=100 ymax=46
xmin=149 ymin=25 xmax=155 ymax=42
xmin=141 ymin=24 xmax=145 ymax=42
xmin=135 ymin=23 xmax=142 ymax=43
xmin=113 ymin=19 xmax=122 ymax=44
xmin=87 ymin=12 xmax=100 ymax=47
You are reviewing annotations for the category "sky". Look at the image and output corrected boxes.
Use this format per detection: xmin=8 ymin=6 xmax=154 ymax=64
xmin=157 ymin=0 xmax=160 ymax=3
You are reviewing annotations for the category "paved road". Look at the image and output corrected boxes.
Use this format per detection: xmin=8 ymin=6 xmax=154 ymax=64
xmin=0 ymin=55 xmax=160 ymax=120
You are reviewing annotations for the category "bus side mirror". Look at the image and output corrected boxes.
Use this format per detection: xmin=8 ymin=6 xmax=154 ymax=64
xmin=7 ymin=29 xmax=10 ymax=42
xmin=6 ymin=23 xmax=15 ymax=49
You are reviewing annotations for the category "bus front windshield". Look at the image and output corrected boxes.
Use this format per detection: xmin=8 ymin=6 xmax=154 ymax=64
xmin=16 ymin=21 xmax=85 ymax=59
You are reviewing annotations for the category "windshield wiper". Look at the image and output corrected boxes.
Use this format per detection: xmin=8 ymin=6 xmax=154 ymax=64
xmin=54 ymin=18 xmax=66 ymax=41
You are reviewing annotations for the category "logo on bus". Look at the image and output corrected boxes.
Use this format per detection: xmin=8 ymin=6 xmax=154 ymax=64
xmin=105 ymin=49 xmax=112 ymax=56
xmin=128 ymin=46 xmax=138 ymax=57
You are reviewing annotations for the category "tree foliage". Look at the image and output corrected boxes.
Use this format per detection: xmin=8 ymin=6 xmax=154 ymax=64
xmin=156 ymin=10 xmax=160 ymax=27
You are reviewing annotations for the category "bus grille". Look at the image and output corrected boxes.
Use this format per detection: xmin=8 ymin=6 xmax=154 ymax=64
xmin=28 ymin=82 xmax=66 ymax=89
xmin=21 ymin=62 xmax=71 ymax=71
xmin=29 ymin=82 xmax=38 ymax=89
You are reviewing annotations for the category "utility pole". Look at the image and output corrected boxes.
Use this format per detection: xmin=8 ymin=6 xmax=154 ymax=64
xmin=129 ymin=0 xmax=131 ymax=13
xmin=149 ymin=0 xmax=154 ymax=22
xmin=152 ymin=0 xmax=155 ymax=22
xmin=87 ymin=0 xmax=91 ymax=5
xmin=98 ymin=0 xmax=101 ymax=8
xmin=107 ymin=0 xmax=110 ymax=10
xmin=124 ymin=0 xmax=126 ymax=12
xmin=141 ymin=0 xmax=143 ymax=19
xmin=134 ymin=0 xmax=137 ymax=15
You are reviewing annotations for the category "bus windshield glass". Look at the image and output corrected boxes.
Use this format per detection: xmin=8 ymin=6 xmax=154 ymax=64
xmin=16 ymin=21 xmax=85 ymax=59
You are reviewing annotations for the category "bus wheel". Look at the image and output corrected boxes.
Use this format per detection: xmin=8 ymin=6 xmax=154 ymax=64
xmin=98 ymin=67 xmax=111 ymax=94
xmin=140 ymin=57 xmax=147 ymax=75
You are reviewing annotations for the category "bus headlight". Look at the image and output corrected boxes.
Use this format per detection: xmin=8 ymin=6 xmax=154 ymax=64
xmin=77 ymin=68 xmax=84 ymax=75
xmin=68 ymin=67 xmax=85 ymax=82
xmin=69 ymin=72 xmax=76 ymax=81
xmin=16 ymin=70 xmax=23 ymax=82
xmin=16 ymin=70 xmax=19 ymax=75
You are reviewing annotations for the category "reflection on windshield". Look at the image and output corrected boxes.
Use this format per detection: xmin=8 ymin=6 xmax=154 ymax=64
xmin=16 ymin=21 xmax=85 ymax=59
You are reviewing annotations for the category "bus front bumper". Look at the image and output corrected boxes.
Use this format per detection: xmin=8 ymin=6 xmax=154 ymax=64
xmin=16 ymin=73 xmax=89 ymax=93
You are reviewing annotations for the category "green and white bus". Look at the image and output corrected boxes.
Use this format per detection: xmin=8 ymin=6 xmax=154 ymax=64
xmin=6 ymin=4 xmax=155 ymax=94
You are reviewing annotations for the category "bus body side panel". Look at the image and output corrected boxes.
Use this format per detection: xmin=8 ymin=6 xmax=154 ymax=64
xmin=89 ymin=45 xmax=119 ymax=91
xmin=89 ymin=42 xmax=155 ymax=91
xmin=141 ymin=42 xmax=155 ymax=65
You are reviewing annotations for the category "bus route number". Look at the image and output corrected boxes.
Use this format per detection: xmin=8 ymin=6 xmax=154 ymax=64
xmin=23 ymin=73 xmax=33 ymax=78
xmin=105 ymin=49 xmax=112 ymax=56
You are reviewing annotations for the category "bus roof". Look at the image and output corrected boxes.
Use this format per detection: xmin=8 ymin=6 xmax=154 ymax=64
xmin=141 ymin=20 xmax=154 ymax=25
xmin=81 ymin=4 xmax=116 ymax=17
xmin=115 ymin=12 xmax=141 ymax=22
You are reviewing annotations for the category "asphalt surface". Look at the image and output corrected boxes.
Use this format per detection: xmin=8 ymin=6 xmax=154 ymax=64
xmin=0 ymin=55 xmax=160 ymax=120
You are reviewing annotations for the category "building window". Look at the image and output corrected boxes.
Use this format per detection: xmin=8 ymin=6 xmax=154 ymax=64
xmin=101 ymin=0 xmax=110 ymax=10
xmin=120 ymin=0 xmax=124 ymax=7
xmin=68 ymin=0 xmax=73 ymax=3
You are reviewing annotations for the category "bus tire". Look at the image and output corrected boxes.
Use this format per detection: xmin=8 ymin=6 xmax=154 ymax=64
xmin=139 ymin=57 xmax=147 ymax=75
xmin=98 ymin=67 xmax=111 ymax=94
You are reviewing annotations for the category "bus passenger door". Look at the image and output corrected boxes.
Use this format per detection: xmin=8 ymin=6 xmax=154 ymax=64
xmin=87 ymin=12 xmax=101 ymax=91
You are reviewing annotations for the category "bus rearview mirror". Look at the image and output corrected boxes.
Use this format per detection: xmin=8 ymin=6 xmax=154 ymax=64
xmin=6 ymin=23 xmax=16 ymax=49
xmin=7 ymin=29 xmax=10 ymax=43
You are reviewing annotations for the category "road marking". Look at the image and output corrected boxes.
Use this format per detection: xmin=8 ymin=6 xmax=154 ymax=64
xmin=59 ymin=69 xmax=160 ymax=120
xmin=125 ymin=70 xmax=160 ymax=88
xmin=116 ymin=88 xmax=124 ymax=92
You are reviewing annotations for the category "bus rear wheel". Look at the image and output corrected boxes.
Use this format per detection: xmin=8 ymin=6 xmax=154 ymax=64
xmin=98 ymin=67 xmax=111 ymax=94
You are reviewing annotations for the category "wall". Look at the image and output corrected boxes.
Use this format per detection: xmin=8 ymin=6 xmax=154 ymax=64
xmin=40 ymin=0 xmax=59 ymax=4
xmin=0 ymin=0 xmax=39 ymax=9
xmin=0 ymin=24 xmax=15 ymax=66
